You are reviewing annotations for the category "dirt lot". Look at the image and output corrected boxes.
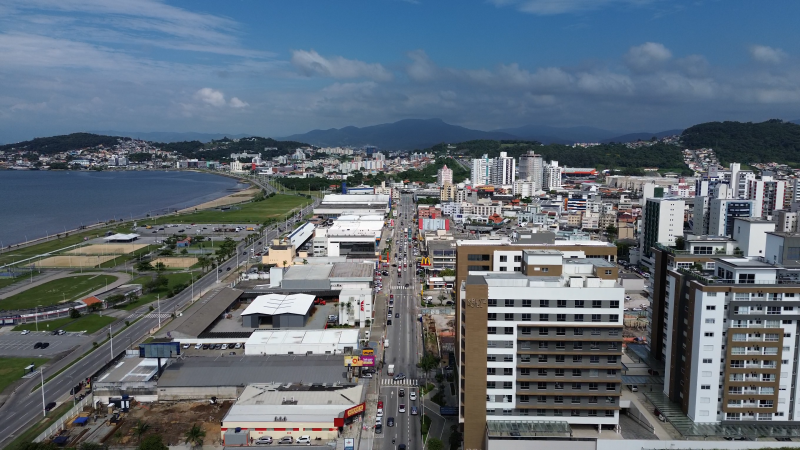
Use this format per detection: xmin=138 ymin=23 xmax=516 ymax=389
xmin=34 ymin=255 xmax=117 ymax=268
xmin=152 ymin=257 xmax=199 ymax=268
xmin=66 ymin=243 xmax=148 ymax=255
xmin=110 ymin=401 xmax=232 ymax=447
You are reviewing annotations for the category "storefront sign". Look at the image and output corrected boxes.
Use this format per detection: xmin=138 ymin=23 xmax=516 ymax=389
xmin=344 ymin=403 xmax=365 ymax=419
xmin=361 ymin=355 xmax=375 ymax=366
xmin=345 ymin=438 xmax=355 ymax=450
xmin=362 ymin=348 xmax=374 ymax=356
xmin=344 ymin=356 xmax=363 ymax=367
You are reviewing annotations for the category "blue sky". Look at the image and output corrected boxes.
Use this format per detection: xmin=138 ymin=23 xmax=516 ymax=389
xmin=1 ymin=0 xmax=799 ymax=143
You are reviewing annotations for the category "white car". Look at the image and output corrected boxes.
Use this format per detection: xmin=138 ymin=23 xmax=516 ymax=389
xmin=234 ymin=343 xmax=242 ymax=349
xmin=399 ymin=404 xmax=406 ymax=413
xmin=376 ymin=408 xmax=384 ymax=417
xmin=182 ymin=343 xmax=190 ymax=349
xmin=21 ymin=330 xmax=30 ymax=335
xmin=194 ymin=343 xmax=202 ymax=350
xmin=410 ymin=391 xmax=417 ymax=401
xmin=375 ymin=417 xmax=382 ymax=426
xmin=296 ymin=436 xmax=311 ymax=445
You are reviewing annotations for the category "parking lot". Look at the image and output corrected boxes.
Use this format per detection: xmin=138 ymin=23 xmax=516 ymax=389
xmin=0 ymin=330 xmax=88 ymax=357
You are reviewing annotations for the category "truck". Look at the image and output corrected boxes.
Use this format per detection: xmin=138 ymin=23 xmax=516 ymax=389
xmin=388 ymin=364 xmax=395 ymax=376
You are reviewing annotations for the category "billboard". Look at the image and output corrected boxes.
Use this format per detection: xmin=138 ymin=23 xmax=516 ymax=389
xmin=139 ymin=342 xmax=180 ymax=358
xmin=344 ymin=355 xmax=364 ymax=367
xmin=361 ymin=355 xmax=375 ymax=366
xmin=345 ymin=438 xmax=355 ymax=450
xmin=362 ymin=348 xmax=374 ymax=356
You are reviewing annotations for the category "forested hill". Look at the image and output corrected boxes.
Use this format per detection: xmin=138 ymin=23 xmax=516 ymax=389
xmin=158 ymin=136 xmax=311 ymax=160
xmin=433 ymin=140 xmax=688 ymax=174
xmin=0 ymin=133 xmax=125 ymax=154
xmin=681 ymin=119 xmax=800 ymax=164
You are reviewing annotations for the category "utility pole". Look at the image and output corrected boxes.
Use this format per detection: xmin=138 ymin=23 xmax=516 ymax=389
xmin=40 ymin=368 xmax=46 ymax=417
xmin=157 ymin=294 xmax=161 ymax=327
xmin=109 ymin=326 xmax=113 ymax=360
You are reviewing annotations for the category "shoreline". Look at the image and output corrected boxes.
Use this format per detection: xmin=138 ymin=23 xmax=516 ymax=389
xmin=1 ymin=170 xmax=251 ymax=250
xmin=176 ymin=186 xmax=259 ymax=213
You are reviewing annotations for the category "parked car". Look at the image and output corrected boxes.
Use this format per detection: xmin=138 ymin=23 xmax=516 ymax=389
xmin=182 ymin=344 xmax=190 ymax=349
xmin=41 ymin=342 xmax=49 ymax=349
xmin=234 ymin=343 xmax=242 ymax=349
xmin=21 ymin=330 xmax=30 ymax=335
xmin=255 ymin=436 xmax=273 ymax=445
xmin=45 ymin=402 xmax=56 ymax=412
xmin=33 ymin=342 xmax=43 ymax=349
xmin=399 ymin=388 xmax=405 ymax=397
xmin=194 ymin=343 xmax=202 ymax=350
xmin=296 ymin=435 xmax=311 ymax=444
xmin=375 ymin=424 xmax=383 ymax=434
xmin=278 ymin=436 xmax=293 ymax=444
xmin=202 ymin=344 xmax=210 ymax=350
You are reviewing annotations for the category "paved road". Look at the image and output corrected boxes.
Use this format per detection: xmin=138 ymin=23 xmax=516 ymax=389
xmin=0 ymin=225 xmax=281 ymax=447
xmin=381 ymin=193 xmax=422 ymax=450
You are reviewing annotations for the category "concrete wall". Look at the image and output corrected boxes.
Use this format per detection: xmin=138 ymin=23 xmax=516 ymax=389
xmin=243 ymin=315 xmax=259 ymax=328
xmin=489 ymin=438 xmax=800 ymax=450
xmin=221 ymin=421 xmax=339 ymax=443
xmin=275 ymin=314 xmax=306 ymax=328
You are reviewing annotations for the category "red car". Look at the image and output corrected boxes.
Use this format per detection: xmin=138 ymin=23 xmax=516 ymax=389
xmin=390 ymin=294 xmax=394 ymax=299
xmin=378 ymin=401 xmax=384 ymax=409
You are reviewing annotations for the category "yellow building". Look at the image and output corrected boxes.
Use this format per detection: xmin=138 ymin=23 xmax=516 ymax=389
xmin=263 ymin=239 xmax=296 ymax=267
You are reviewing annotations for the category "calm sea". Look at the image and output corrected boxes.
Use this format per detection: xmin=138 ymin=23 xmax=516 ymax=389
xmin=0 ymin=170 xmax=245 ymax=246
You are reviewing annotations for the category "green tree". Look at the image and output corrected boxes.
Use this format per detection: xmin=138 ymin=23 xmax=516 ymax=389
xmin=448 ymin=424 xmax=462 ymax=450
xmin=69 ymin=308 xmax=81 ymax=319
xmin=11 ymin=442 xmax=59 ymax=450
xmin=427 ymin=438 xmax=444 ymax=450
xmin=605 ymin=225 xmax=618 ymax=241
xmin=135 ymin=261 xmax=153 ymax=272
xmin=438 ymin=268 xmax=455 ymax=277
xmin=79 ymin=443 xmax=108 ymax=450
xmin=418 ymin=353 xmax=440 ymax=381
xmin=154 ymin=262 xmax=166 ymax=273
xmin=674 ymin=236 xmax=686 ymax=250
xmin=138 ymin=434 xmax=167 ymax=450
xmin=183 ymin=424 xmax=206 ymax=449
xmin=133 ymin=420 xmax=151 ymax=443
xmin=180 ymin=248 xmax=188 ymax=255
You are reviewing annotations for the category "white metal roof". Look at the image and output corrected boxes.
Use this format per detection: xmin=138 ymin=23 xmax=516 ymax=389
xmin=244 ymin=329 xmax=359 ymax=347
xmin=103 ymin=233 xmax=140 ymax=241
xmin=241 ymin=294 xmax=316 ymax=316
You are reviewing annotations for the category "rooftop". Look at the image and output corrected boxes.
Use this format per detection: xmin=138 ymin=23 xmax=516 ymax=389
xmin=157 ymin=355 xmax=349 ymax=387
xmin=283 ymin=265 xmax=333 ymax=280
xmin=329 ymin=262 xmax=373 ymax=279
xmin=95 ymin=357 xmax=160 ymax=385
xmin=244 ymin=329 xmax=359 ymax=347
xmin=486 ymin=420 xmax=571 ymax=438
xmin=158 ymin=287 xmax=242 ymax=339
xmin=242 ymin=294 xmax=316 ymax=316
xmin=715 ymin=257 xmax=773 ymax=268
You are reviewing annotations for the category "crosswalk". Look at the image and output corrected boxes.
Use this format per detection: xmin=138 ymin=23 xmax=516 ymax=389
xmin=394 ymin=286 xmax=413 ymax=290
xmin=126 ymin=312 xmax=172 ymax=319
xmin=381 ymin=378 xmax=418 ymax=386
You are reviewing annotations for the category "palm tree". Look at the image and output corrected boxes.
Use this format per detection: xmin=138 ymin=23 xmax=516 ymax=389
xmin=282 ymin=260 xmax=289 ymax=268
xmin=184 ymin=424 xmax=206 ymax=449
xmin=133 ymin=419 xmax=151 ymax=443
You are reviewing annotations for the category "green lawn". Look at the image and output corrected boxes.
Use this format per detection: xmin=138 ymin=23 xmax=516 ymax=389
xmin=0 ymin=224 xmax=134 ymax=267
xmin=13 ymin=313 xmax=115 ymax=333
xmin=0 ymin=274 xmax=118 ymax=310
xmin=0 ymin=357 xmax=48 ymax=393
xmin=119 ymin=271 xmax=200 ymax=311
xmin=0 ymin=272 xmax=41 ymax=289
xmin=142 ymin=194 xmax=312 ymax=225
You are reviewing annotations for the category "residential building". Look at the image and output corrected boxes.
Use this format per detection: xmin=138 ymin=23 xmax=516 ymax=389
xmin=707 ymin=199 xmax=756 ymax=237
xmin=512 ymin=180 xmax=537 ymax=198
xmin=748 ymin=178 xmax=786 ymax=218
xmin=731 ymin=217 xmax=776 ymax=258
xmin=491 ymin=152 xmax=516 ymax=186
xmin=438 ymin=164 xmax=454 ymax=186
xmin=775 ymin=210 xmax=799 ymax=233
xmin=543 ymin=161 xmax=563 ymax=191
xmin=518 ymin=151 xmax=543 ymax=188
xmin=642 ymin=198 xmax=685 ymax=258
xmin=458 ymin=250 xmax=623 ymax=449
xmin=472 ymin=154 xmax=491 ymax=186
xmin=441 ymin=183 xmax=457 ymax=201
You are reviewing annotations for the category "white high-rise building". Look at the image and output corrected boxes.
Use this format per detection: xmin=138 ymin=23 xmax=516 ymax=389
xmin=437 ymin=164 xmax=453 ymax=186
xmin=642 ymin=198 xmax=685 ymax=256
xmin=543 ymin=161 xmax=563 ymax=190
xmin=471 ymin=154 xmax=491 ymax=186
xmin=491 ymin=151 xmax=515 ymax=186
xmin=748 ymin=178 xmax=786 ymax=218
xmin=518 ymin=151 xmax=543 ymax=188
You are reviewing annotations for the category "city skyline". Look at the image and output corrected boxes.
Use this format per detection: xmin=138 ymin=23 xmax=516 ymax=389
xmin=2 ymin=1 xmax=800 ymax=143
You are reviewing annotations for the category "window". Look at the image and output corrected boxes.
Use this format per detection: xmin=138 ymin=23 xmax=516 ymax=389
xmin=701 ymin=385 xmax=711 ymax=390
xmin=555 ymin=355 xmax=565 ymax=363
xmin=521 ymin=327 xmax=531 ymax=335
xmin=488 ymin=299 xmax=497 ymax=307
xmin=702 ymin=358 xmax=712 ymax=363
xmin=606 ymin=383 xmax=616 ymax=391
xmin=556 ymin=341 xmax=565 ymax=350
xmin=592 ymin=314 xmax=602 ymax=322
xmin=521 ymin=382 xmax=530 ymax=390
xmin=589 ymin=396 xmax=598 ymax=404
xmin=609 ymin=314 xmax=619 ymax=322
xmin=499 ymin=267 xmax=507 ymax=272
xmin=554 ymin=396 xmax=563 ymax=404
xmin=704 ymin=332 xmax=714 ymax=337
xmin=555 ymin=369 xmax=565 ymax=377
xmin=539 ymin=314 xmax=549 ymax=321
xmin=488 ymin=327 xmax=496 ymax=335
xmin=606 ymin=369 xmax=617 ymax=376
xmin=572 ymin=383 xmax=582 ymax=389
xmin=539 ymin=327 xmax=548 ymax=336
xmin=589 ymin=383 xmax=599 ymax=391
xmin=572 ymin=369 xmax=582 ymax=377
xmin=514 ymin=255 xmax=522 ymax=262
xmin=503 ymin=382 xmax=512 ymax=389
xmin=573 ymin=355 xmax=583 ymax=363
xmin=591 ymin=341 xmax=600 ymax=350
xmin=487 ymin=382 xmax=496 ymax=389
xmin=503 ymin=368 xmax=513 ymax=376
xmin=522 ymin=313 xmax=532 ymax=321
xmin=607 ymin=356 xmax=618 ymax=364
xmin=738 ymin=273 xmax=755 ymax=284
xmin=522 ymin=299 xmax=532 ymax=308
xmin=571 ymin=409 xmax=581 ymax=417
xmin=487 ymin=367 xmax=497 ymax=376
xmin=540 ymin=300 xmax=549 ymax=307
xmin=605 ymin=410 xmax=614 ymax=417
xmin=557 ymin=327 xmax=566 ymax=336
xmin=504 ymin=327 xmax=514 ymax=335
xmin=538 ymin=369 xmax=548 ymax=376
xmin=573 ymin=342 xmax=583 ymax=350
xmin=574 ymin=328 xmax=584 ymax=336
xmin=590 ymin=356 xmax=600 ymax=364
xmin=499 ymin=255 xmax=507 ymax=262
xmin=538 ymin=354 xmax=547 ymax=362
xmin=557 ymin=300 xmax=567 ymax=308
xmin=705 ymin=318 xmax=715 ymax=324
xmin=468 ymin=265 xmax=490 ymax=272
xmin=505 ymin=299 xmax=514 ymax=307
xmin=592 ymin=300 xmax=602 ymax=308
xmin=537 ymin=395 xmax=547 ymax=403
xmin=505 ymin=313 xmax=514 ymax=321
xmin=706 ymin=305 xmax=716 ymax=310
xmin=575 ymin=300 xmax=584 ymax=308
xmin=555 ymin=382 xmax=564 ymax=390
xmin=571 ymin=397 xmax=581 ymax=404
xmin=488 ymin=313 xmax=497 ymax=321
xmin=538 ymin=382 xmax=547 ymax=390
xmin=575 ymin=314 xmax=584 ymax=322
xmin=520 ymin=368 xmax=530 ymax=376
xmin=538 ymin=342 xmax=548 ymax=349
xmin=520 ymin=395 xmax=529 ymax=403
xmin=468 ymin=254 xmax=490 ymax=261
xmin=487 ymin=355 xmax=497 ymax=362
xmin=557 ymin=314 xmax=566 ymax=322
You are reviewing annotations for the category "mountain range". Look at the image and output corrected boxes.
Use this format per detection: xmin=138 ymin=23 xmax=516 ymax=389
xmin=91 ymin=130 xmax=252 ymax=143
xmin=279 ymin=118 xmax=684 ymax=149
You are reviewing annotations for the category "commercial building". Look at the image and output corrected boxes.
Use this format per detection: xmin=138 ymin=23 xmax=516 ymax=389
xmin=313 ymin=194 xmax=391 ymax=219
xmin=243 ymin=329 xmax=359 ymax=355
xmin=241 ymin=294 xmax=316 ymax=328
xmin=221 ymin=383 xmax=365 ymax=444
xmin=312 ymin=215 xmax=384 ymax=257
xmin=458 ymin=251 xmax=624 ymax=450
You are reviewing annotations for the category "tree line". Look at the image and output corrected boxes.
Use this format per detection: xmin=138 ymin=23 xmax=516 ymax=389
xmin=681 ymin=119 xmax=800 ymax=165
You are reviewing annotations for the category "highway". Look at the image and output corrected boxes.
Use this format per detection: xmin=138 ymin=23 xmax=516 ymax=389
xmin=0 ymin=191 xmax=319 ymax=447
xmin=381 ymin=193 xmax=422 ymax=450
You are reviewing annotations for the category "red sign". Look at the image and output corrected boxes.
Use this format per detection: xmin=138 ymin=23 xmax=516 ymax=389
xmin=360 ymin=300 xmax=364 ymax=311
xmin=343 ymin=402 xmax=366 ymax=419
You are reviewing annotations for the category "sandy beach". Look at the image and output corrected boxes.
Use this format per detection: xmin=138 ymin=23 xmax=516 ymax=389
xmin=177 ymin=186 xmax=260 ymax=213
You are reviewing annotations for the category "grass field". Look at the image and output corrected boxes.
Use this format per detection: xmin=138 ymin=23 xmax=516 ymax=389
xmin=152 ymin=257 xmax=199 ymax=268
xmin=0 ymin=274 xmax=118 ymax=310
xmin=0 ymin=224 xmax=134 ymax=268
xmin=0 ymin=357 xmax=48 ymax=394
xmin=0 ymin=272 xmax=41 ymax=289
xmin=120 ymin=271 xmax=200 ymax=311
xmin=13 ymin=313 xmax=115 ymax=333
xmin=143 ymin=194 xmax=312 ymax=225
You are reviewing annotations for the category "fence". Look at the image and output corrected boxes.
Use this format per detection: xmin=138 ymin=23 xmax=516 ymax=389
xmin=421 ymin=308 xmax=454 ymax=315
xmin=624 ymin=402 xmax=655 ymax=434
xmin=34 ymin=395 xmax=94 ymax=442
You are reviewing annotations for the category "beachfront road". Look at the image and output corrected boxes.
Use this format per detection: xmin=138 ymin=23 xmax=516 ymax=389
xmin=0 ymin=225 xmax=282 ymax=447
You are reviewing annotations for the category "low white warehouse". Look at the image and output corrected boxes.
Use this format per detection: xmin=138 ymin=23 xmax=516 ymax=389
xmin=244 ymin=329 xmax=360 ymax=356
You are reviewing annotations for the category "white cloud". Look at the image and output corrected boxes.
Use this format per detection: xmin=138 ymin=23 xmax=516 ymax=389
xmin=194 ymin=88 xmax=227 ymax=107
xmin=229 ymin=97 xmax=249 ymax=108
xmin=291 ymin=50 xmax=393 ymax=81
xmin=749 ymin=45 xmax=786 ymax=64
xmin=489 ymin=0 xmax=655 ymax=15
xmin=406 ymin=50 xmax=440 ymax=82
xmin=624 ymin=42 xmax=672 ymax=73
